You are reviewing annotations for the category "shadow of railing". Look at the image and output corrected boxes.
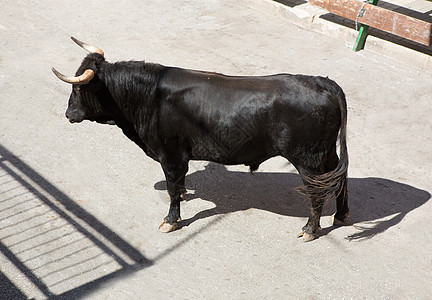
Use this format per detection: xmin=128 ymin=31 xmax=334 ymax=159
xmin=0 ymin=144 xmax=150 ymax=299
xmin=274 ymin=0 xmax=307 ymax=7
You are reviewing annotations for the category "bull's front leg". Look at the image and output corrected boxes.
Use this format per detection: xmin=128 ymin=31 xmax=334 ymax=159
xmin=158 ymin=160 xmax=188 ymax=233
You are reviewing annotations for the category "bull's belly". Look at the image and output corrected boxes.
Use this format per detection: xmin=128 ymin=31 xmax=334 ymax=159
xmin=189 ymin=135 xmax=276 ymax=168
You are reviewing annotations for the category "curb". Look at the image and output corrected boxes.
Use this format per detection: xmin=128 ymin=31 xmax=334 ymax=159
xmin=240 ymin=0 xmax=432 ymax=72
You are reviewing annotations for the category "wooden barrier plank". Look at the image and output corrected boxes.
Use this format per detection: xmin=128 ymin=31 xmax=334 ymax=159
xmin=309 ymin=0 xmax=432 ymax=46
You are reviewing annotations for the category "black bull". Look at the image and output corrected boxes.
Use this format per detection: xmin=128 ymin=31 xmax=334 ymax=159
xmin=53 ymin=38 xmax=348 ymax=242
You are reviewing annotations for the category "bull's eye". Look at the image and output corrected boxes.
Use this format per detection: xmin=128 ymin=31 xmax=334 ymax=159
xmin=73 ymin=86 xmax=81 ymax=94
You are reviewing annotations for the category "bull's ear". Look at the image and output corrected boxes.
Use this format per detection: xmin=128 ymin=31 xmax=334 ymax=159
xmin=52 ymin=68 xmax=95 ymax=85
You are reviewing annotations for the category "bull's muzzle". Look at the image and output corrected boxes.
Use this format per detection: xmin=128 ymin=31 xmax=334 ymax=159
xmin=65 ymin=108 xmax=85 ymax=123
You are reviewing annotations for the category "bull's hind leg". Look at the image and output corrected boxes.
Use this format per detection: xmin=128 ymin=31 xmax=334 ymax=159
xmin=331 ymin=180 xmax=349 ymax=226
xmin=158 ymin=160 xmax=188 ymax=233
xmin=326 ymin=150 xmax=349 ymax=226
xmin=295 ymin=166 xmax=325 ymax=242
xmin=294 ymin=148 xmax=339 ymax=242
xmin=297 ymin=194 xmax=324 ymax=242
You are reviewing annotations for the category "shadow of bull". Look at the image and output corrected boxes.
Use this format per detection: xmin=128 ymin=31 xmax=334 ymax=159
xmin=155 ymin=162 xmax=431 ymax=241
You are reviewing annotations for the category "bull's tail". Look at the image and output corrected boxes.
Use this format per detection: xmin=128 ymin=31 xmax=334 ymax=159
xmin=296 ymin=84 xmax=348 ymax=203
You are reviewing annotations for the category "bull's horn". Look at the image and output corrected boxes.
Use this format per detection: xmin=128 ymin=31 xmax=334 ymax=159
xmin=71 ymin=36 xmax=104 ymax=57
xmin=51 ymin=67 xmax=95 ymax=84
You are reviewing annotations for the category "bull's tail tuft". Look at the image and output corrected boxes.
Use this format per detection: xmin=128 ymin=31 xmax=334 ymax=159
xmin=296 ymin=84 xmax=348 ymax=204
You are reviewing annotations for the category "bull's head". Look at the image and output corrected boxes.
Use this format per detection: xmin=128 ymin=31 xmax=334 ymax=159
xmin=52 ymin=37 xmax=114 ymax=124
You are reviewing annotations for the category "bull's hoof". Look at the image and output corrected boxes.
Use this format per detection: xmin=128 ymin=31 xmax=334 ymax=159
xmin=302 ymin=232 xmax=317 ymax=242
xmin=297 ymin=230 xmax=318 ymax=242
xmin=158 ymin=218 xmax=181 ymax=233
xmin=330 ymin=213 xmax=349 ymax=226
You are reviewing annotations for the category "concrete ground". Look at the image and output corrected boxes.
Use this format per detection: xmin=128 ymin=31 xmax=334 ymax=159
xmin=0 ymin=0 xmax=431 ymax=299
